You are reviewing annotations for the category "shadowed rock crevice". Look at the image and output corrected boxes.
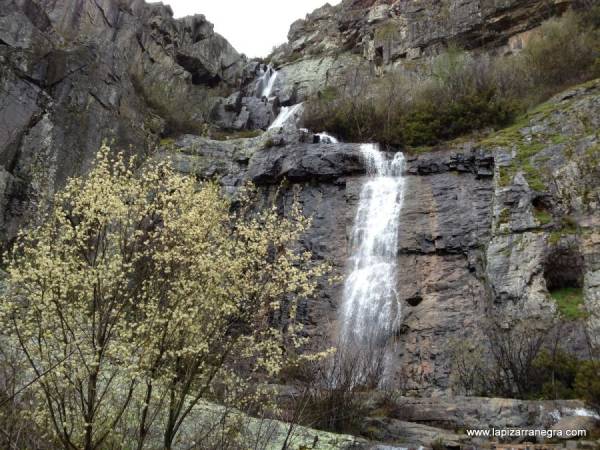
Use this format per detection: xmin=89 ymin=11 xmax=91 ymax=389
xmin=544 ymin=246 xmax=584 ymax=292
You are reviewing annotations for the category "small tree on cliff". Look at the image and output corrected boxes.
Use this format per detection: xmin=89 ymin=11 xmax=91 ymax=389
xmin=0 ymin=146 xmax=328 ymax=450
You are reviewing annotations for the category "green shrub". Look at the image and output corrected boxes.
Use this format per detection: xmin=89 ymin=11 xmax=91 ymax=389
xmin=533 ymin=350 xmax=580 ymax=399
xmin=549 ymin=287 xmax=587 ymax=320
xmin=431 ymin=437 xmax=446 ymax=450
xmin=400 ymin=88 xmax=516 ymax=146
xmin=575 ymin=361 xmax=600 ymax=413
xmin=304 ymin=74 xmax=517 ymax=148
xmin=534 ymin=207 xmax=553 ymax=225
xmin=520 ymin=10 xmax=599 ymax=92
xmin=450 ymin=326 xmax=600 ymax=402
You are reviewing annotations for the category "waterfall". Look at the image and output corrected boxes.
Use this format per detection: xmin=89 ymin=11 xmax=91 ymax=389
xmin=315 ymin=132 xmax=339 ymax=144
xmin=256 ymin=67 xmax=278 ymax=98
xmin=268 ymin=103 xmax=304 ymax=130
xmin=340 ymin=143 xmax=406 ymax=346
xmin=262 ymin=70 xmax=278 ymax=98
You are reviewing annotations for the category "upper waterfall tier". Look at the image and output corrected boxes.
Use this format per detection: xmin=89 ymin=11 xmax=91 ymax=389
xmin=255 ymin=67 xmax=278 ymax=98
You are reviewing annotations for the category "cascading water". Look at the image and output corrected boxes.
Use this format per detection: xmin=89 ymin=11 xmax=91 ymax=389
xmin=315 ymin=132 xmax=339 ymax=144
xmin=268 ymin=103 xmax=304 ymax=129
xmin=340 ymin=143 xmax=406 ymax=346
xmin=256 ymin=66 xmax=278 ymax=98
xmin=262 ymin=70 xmax=278 ymax=98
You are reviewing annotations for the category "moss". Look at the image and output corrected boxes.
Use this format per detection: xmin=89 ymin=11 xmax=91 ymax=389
xmin=534 ymin=207 xmax=552 ymax=225
xmin=481 ymin=113 xmax=531 ymax=148
xmin=550 ymin=134 xmax=569 ymax=145
xmin=497 ymin=166 xmax=512 ymax=187
xmin=159 ymin=137 xmax=176 ymax=148
xmin=548 ymin=232 xmax=562 ymax=245
xmin=210 ymin=129 xmax=262 ymax=141
xmin=549 ymin=287 xmax=586 ymax=320
xmin=518 ymin=141 xmax=545 ymax=158
xmin=487 ymin=126 xmax=549 ymax=189
xmin=498 ymin=208 xmax=511 ymax=224
xmin=522 ymin=162 xmax=547 ymax=191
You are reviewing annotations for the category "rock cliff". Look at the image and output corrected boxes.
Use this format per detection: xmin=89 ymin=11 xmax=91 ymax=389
xmin=0 ymin=0 xmax=244 ymax=242
xmin=269 ymin=0 xmax=575 ymax=102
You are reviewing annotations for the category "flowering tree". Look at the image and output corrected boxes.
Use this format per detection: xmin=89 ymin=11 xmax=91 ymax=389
xmin=0 ymin=146 xmax=328 ymax=450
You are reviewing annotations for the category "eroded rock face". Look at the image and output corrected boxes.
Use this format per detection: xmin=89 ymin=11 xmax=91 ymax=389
xmin=0 ymin=0 xmax=245 ymax=243
xmin=269 ymin=0 xmax=574 ymax=102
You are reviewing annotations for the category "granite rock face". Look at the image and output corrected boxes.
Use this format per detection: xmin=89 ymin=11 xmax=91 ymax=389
xmin=0 ymin=0 xmax=244 ymax=243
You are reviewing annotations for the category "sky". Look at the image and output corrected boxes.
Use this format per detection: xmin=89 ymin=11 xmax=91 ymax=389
xmin=161 ymin=0 xmax=342 ymax=58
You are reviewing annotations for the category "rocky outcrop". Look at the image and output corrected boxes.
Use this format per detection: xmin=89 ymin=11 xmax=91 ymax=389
xmin=360 ymin=395 xmax=599 ymax=447
xmin=484 ymin=80 xmax=599 ymax=323
xmin=388 ymin=81 xmax=599 ymax=392
xmin=388 ymin=396 xmax=595 ymax=430
xmin=0 ymin=0 xmax=245 ymax=243
xmin=269 ymin=0 xmax=575 ymax=102
xmin=280 ymin=0 xmax=575 ymax=62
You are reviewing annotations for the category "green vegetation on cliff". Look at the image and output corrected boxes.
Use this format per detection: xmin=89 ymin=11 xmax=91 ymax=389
xmin=550 ymin=287 xmax=586 ymax=320
xmin=304 ymin=9 xmax=600 ymax=149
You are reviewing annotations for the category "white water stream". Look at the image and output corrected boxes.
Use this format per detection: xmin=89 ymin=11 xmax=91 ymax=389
xmin=268 ymin=103 xmax=304 ymax=129
xmin=340 ymin=143 xmax=406 ymax=346
xmin=255 ymin=66 xmax=278 ymax=98
xmin=261 ymin=70 xmax=278 ymax=98
xmin=315 ymin=132 xmax=339 ymax=144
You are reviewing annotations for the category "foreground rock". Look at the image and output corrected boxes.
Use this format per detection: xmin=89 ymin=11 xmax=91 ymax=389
xmin=1 ymin=0 xmax=599 ymax=400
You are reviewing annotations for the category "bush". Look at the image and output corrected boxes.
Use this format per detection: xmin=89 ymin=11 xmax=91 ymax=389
xmin=304 ymin=51 xmax=518 ymax=148
xmin=575 ymin=361 xmax=600 ymax=413
xmin=449 ymin=338 xmax=490 ymax=396
xmin=289 ymin=342 xmax=387 ymax=434
xmin=401 ymin=89 xmax=516 ymax=146
xmin=450 ymin=320 xmax=599 ymax=403
xmin=533 ymin=350 xmax=580 ymax=400
xmin=0 ymin=146 xmax=329 ymax=450
xmin=519 ymin=10 xmax=600 ymax=93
